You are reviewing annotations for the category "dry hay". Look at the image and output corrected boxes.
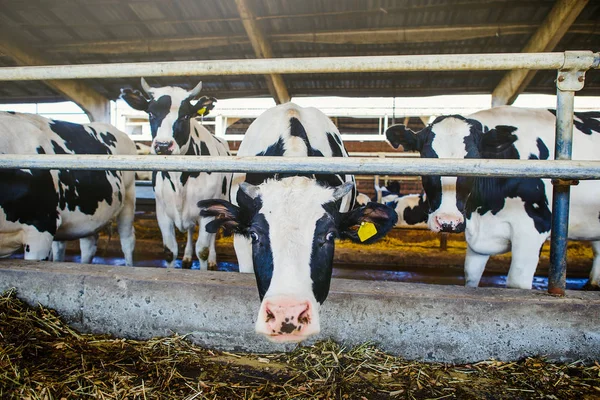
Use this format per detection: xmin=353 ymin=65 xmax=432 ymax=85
xmin=2 ymin=289 xmax=599 ymax=400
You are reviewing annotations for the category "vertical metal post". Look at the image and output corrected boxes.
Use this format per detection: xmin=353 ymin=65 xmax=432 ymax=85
xmin=547 ymin=51 xmax=593 ymax=295
xmin=548 ymin=89 xmax=574 ymax=295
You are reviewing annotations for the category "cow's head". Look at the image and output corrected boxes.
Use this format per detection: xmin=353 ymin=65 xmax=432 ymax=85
xmin=386 ymin=116 xmax=519 ymax=233
xmin=198 ymin=176 xmax=397 ymax=342
xmin=120 ymin=78 xmax=216 ymax=155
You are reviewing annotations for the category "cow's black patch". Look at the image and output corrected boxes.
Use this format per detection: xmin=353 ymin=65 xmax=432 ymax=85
xmin=158 ymin=171 xmax=176 ymax=192
xmin=0 ymin=169 xmax=59 ymax=235
xmin=147 ymin=95 xmax=172 ymax=139
xmin=548 ymin=110 xmax=600 ymax=135
xmin=256 ymin=137 xmax=286 ymax=157
xmin=179 ymin=142 xmax=202 ymax=187
xmin=50 ymin=122 xmax=112 ymax=155
xmin=383 ymin=181 xmax=401 ymax=196
xmin=251 ymin=213 xmax=274 ymax=301
xmin=402 ymin=194 xmax=429 ymax=225
xmin=326 ymin=132 xmax=344 ymax=157
xmin=573 ymin=111 xmax=600 ymax=135
xmin=480 ymin=125 xmax=519 ymax=159
xmin=200 ymin=141 xmax=210 ymax=156
xmin=290 ymin=117 xmax=324 ymax=157
xmin=247 ymin=137 xmax=287 ymax=185
xmin=536 ymin=138 xmax=549 ymax=160
xmin=310 ymin=214 xmax=337 ymax=304
xmin=467 ymin=176 xmax=551 ymax=233
xmin=221 ymin=176 xmax=227 ymax=196
xmin=100 ymin=132 xmax=117 ymax=147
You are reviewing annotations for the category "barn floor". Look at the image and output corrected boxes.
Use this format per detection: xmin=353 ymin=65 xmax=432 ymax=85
xmin=73 ymin=211 xmax=594 ymax=291
xmin=2 ymin=289 xmax=599 ymax=400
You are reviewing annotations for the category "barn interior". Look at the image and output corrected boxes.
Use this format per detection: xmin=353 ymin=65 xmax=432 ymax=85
xmin=1 ymin=0 xmax=599 ymax=288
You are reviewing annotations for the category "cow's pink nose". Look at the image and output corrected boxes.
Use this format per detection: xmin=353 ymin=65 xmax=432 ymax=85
xmin=263 ymin=300 xmax=312 ymax=336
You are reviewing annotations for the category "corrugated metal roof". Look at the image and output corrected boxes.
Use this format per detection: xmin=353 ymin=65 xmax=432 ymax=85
xmin=0 ymin=0 xmax=598 ymax=103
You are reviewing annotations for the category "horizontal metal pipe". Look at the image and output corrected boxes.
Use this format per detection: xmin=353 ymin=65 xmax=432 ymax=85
xmin=0 ymin=52 xmax=597 ymax=81
xmin=1 ymin=154 xmax=600 ymax=180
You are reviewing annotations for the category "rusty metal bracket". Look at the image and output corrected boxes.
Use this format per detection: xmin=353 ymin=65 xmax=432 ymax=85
xmin=551 ymin=179 xmax=579 ymax=186
xmin=556 ymin=51 xmax=596 ymax=92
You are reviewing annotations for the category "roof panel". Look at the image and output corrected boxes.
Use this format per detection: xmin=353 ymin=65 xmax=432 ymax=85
xmin=0 ymin=0 xmax=597 ymax=103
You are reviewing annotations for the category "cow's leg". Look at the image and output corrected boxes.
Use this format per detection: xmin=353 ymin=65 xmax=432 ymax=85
xmin=156 ymin=202 xmax=177 ymax=268
xmin=208 ymin=231 xmax=217 ymax=270
xmin=464 ymin=245 xmax=490 ymax=287
xmin=182 ymin=227 xmax=194 ymax=269
xmin=586 ymin=240 xmax=600 ymax=290
xmin=234 ymin=234 xmax=253 ymax=273
xmin=79 ymin=234 xmax=99 ymax=264
xmin=22 ymin=228 xmax=53 ymax=261
xmin=505 ymin=235 xmax=544 ymax=289
xmin=195 ymin=218 xmax=216 ymax=271
xmin=117 ymin=183 xmax=136 ymax=266
xmin=51 ymin=241 xmax=67 ymax=262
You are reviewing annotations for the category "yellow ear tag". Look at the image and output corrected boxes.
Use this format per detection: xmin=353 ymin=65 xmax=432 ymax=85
xmin=197 ymin=107 xmax=207 ymax=116
xmin=357 ymin=221 xmax=378 ymax=242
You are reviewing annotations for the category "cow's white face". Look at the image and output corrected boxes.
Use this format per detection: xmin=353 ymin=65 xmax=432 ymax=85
xmin=120 ymin=78 xmax=216 ymax=155
xmin=386 ymin=113 xmax=552 ymax=234
xmin=199 ymin=176 xmax=397 ymax=342
xmin=386 ymin=116 xmax=478 ymax=233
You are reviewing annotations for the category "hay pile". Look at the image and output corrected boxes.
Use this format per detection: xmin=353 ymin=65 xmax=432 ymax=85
xmin=1 ymin=290 xmax=599 ymax=399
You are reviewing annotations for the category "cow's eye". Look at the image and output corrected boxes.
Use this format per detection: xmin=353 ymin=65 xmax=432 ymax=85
xmin=148 ymin=112 xmax=155 ymax=120
xmin=325 ymin=232 xmax=336 ymax=242
xmin=250 ymin=231 xmax=259 ymax=243
xmin=182 ymin=114 xmax=191 ymax=120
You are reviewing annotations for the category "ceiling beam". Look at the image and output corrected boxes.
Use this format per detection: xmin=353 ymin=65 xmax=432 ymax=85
xmin=234 ymin=0 xmax=290 ymax=104
xmin=491 ymin=0 xmax=589 ymax=106
xmin=0 ymin=31 xmax=110 ymax=122
xmin=42 ymin=23 xmax=597 ymax=55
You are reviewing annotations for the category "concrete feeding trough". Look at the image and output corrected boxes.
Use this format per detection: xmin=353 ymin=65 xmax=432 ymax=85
xmin=1 ymin=259 xmax=599 ymax=363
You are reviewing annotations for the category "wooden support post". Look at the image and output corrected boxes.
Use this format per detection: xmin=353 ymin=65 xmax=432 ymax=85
xmin=491 ymin=0 xmax=588 ymax=106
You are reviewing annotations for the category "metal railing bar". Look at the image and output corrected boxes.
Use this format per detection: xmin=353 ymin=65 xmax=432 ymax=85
xmin=1 ymin=154 xmax=599 ymax=180
xmin=0 ymin=52 xmax=598 ymax=81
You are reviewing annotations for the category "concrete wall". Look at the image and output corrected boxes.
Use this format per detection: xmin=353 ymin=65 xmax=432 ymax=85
xmin=1 ymin=259 xmax=599 ymax=363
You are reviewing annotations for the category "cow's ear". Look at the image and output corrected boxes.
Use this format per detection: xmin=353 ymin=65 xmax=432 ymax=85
xmin=480 ymin=125 xmax=519 ymax=157
xmin=120 ymin=88 xmax=149 ymax=111
xmin=198 ymin=199 xmax=246 ymax=235
xmin=339 ymin=202 xmax=398 ymax=244
xmin=385 ymin=124 xmax=422 ymax=151
xmin=193 ymin=96 xmax=217 ymax=117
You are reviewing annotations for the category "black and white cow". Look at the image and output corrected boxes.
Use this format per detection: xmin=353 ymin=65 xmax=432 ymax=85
xmin=386 ymin=106 xmax=600 ymax=289
xmin=0 ymin=112 xmax=136 ymax=265
xmin=199 ymin=103 xmax=397 ymax=342
xmin=121 ymin=78 xmax=230 ymax=270
xmin=375 ymin=182 xmax=428 ymax=228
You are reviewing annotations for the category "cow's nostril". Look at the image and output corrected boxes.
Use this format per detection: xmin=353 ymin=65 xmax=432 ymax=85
xmin=297 ymin=307 xmax=311 ymax=325
xmin=265 ymin=309 xmax=275 ymax=323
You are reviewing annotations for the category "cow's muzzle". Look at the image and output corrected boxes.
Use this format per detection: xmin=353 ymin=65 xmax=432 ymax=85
xmin=255 ymin=297 xmax=319 ymax=343
xmin=154 ymin=140 xmax=175 ymax=155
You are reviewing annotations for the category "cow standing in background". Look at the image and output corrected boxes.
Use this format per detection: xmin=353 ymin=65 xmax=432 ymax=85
xmin=386 ymin=106 xmax=600 ymax=289
xmin=0 ymin=112 xmax=136 ymax=265
xmin=199 ymin=103 xmax=397 ymax=342
xmin=121 ymin=78 xmax=230 ymax=270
